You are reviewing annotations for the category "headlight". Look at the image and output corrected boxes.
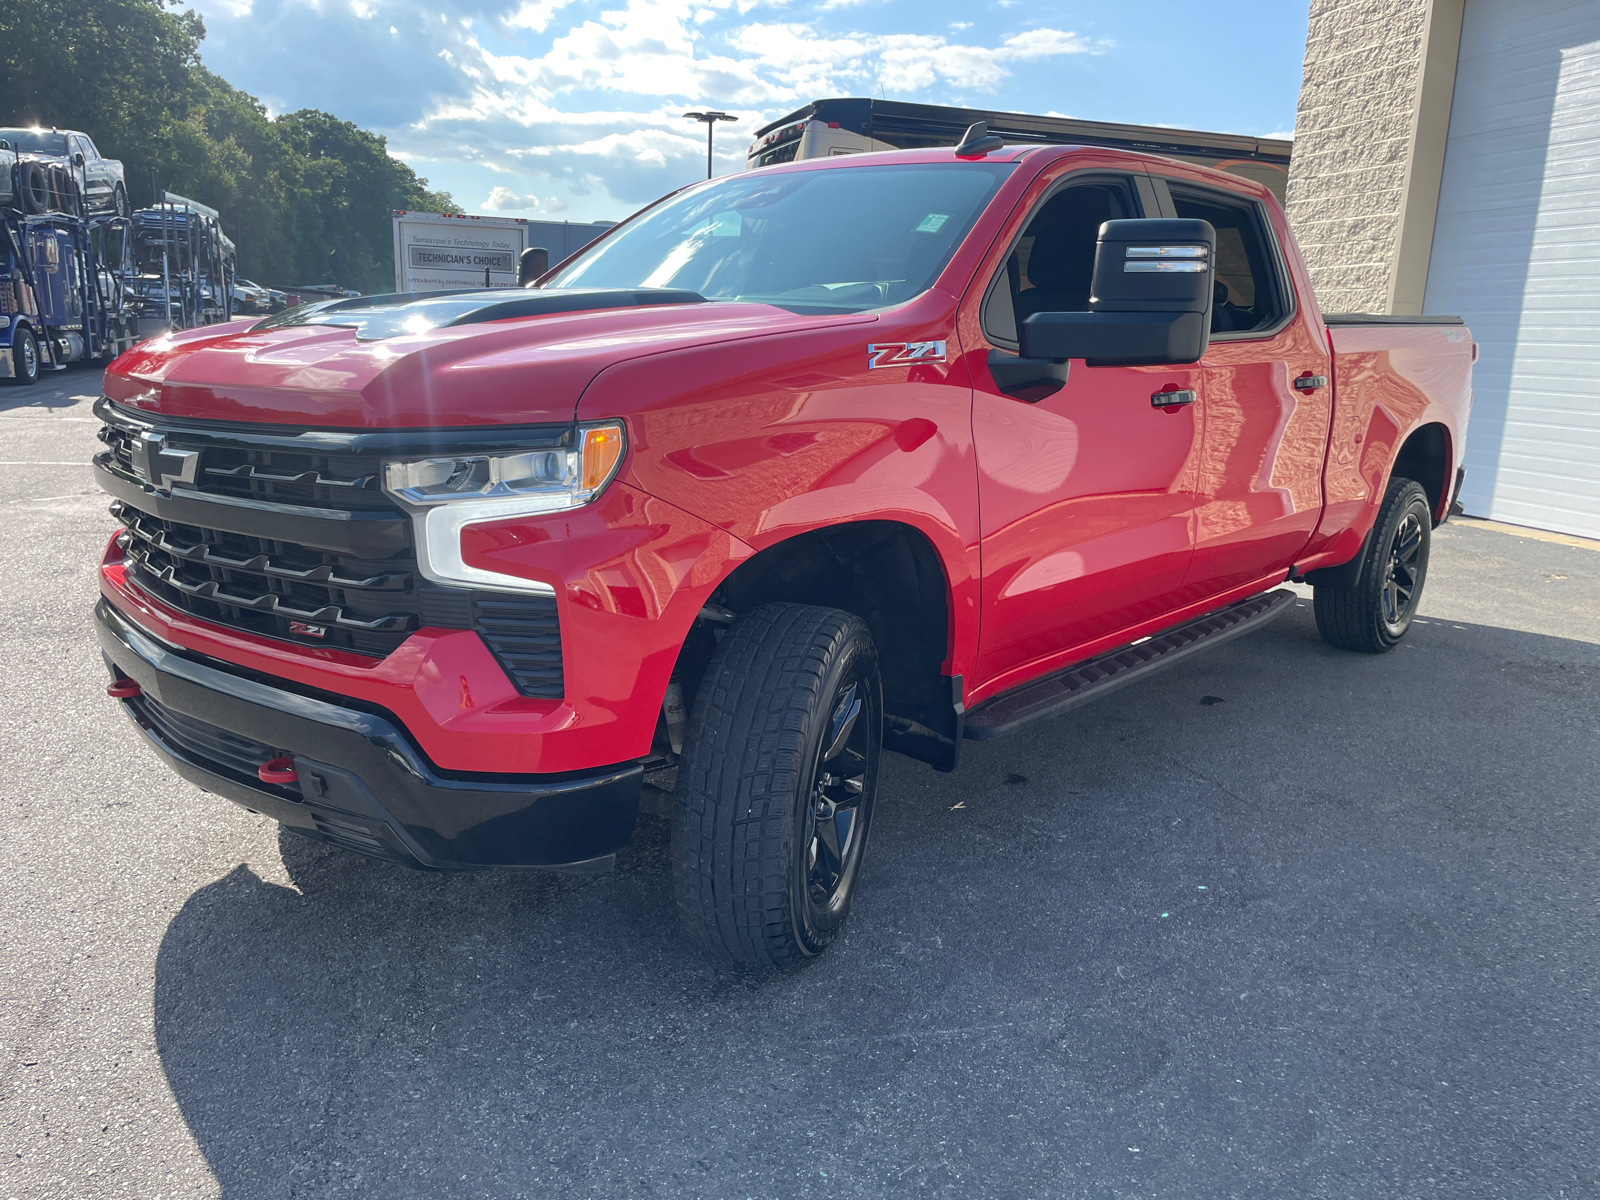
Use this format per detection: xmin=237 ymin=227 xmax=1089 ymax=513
xmin=383 ymin=422 xmax=625 ymax=595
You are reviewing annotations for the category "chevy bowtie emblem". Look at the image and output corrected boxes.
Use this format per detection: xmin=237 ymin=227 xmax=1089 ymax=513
xmin=867 ymin=341 xmax=947 ymax=369
xmin=129 ymin=432 xmax=199 ymax=494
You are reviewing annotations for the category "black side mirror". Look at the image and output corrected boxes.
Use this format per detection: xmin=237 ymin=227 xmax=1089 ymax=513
xmin=1019 ymin=218 xmax=1216 ymax=367
xmin=73 ymin=152 xmax=85 ymax=167
xmin=519 ymin=246 xmax=549 ymax=286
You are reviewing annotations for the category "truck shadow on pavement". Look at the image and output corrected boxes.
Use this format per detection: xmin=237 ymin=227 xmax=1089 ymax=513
xmin=150 ymin=602 xmax=1600 ymax=1199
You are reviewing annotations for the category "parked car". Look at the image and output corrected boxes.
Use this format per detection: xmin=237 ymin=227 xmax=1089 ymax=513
xmin=0 ymin=126 xmax=128 ymax=216
xmin=293 ymin=284 xmax=362 ymax=300
xmin=231 ymin=278 xmax=271 ymax=313
xmin=92 ymin=137 xmax=1473 ymax=969
xmin=263 ymin=287 xmax=294 ymax=312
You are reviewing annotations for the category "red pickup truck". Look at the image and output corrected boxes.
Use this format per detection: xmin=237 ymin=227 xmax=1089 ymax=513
xmin=93 ymin=133 xmax=1473 ymax=968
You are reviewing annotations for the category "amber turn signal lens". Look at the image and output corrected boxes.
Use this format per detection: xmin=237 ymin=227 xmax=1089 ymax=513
xmin=580 ymin=424 xmax=624 ymax=491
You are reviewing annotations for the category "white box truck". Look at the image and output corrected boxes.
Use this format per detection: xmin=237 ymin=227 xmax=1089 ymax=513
xmin=392 ymin=212 xmax=621 ymax=294
xmin=392 ymin=211 xmax=529 ymax=294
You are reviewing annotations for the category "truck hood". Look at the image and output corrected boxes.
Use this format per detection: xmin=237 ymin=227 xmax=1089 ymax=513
xmin=104 ymin=289 xmax=877 ymax=429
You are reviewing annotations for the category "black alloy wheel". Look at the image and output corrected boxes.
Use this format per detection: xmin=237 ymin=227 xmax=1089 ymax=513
xmin=674 ymin=603 xmax=882 ymax=969
xmin=7 ymin=329 xmax=40 ymax=387
xmin=1314 ymin=476 xmax=1432 ymax=653
xmin=1381 ymin=510 xmax=1425 ymax=632
xmin=801 ymin=674 xmax=874 ymax=928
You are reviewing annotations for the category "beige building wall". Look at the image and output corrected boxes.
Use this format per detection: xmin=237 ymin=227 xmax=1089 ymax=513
xmin=1286 ymin=0 xmax=1464 ymax=315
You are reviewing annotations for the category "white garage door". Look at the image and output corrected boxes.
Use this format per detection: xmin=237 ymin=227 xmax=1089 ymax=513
xmin=1423 ymin=0 xmax=1600 ymax=539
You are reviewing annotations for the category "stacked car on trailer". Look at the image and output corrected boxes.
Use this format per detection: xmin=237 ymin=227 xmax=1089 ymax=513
xmin=1 ymin=136 xmax=137 ymax=387
xmin=127 ymin=193 xmax=236 ymax=338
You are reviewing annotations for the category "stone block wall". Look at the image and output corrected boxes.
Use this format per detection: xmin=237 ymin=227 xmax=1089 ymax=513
xmin=1287 ymin=0 xmax=1430 ymax=314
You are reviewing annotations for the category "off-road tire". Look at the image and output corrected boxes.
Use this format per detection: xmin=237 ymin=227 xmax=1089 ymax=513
xmin=6 ymin=328 xmax=40 ymax=387
xmin=673 ymin=603 xmax=882 ymax=970
xmin=1315 ymin=477 xmax=1432 ymax=653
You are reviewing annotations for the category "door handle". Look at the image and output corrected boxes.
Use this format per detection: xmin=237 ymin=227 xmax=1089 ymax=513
xmin=1294 ymin=374 xmax=1328 ymax=391
xmin=1151 ymin=388 xmax=1196 ymax=408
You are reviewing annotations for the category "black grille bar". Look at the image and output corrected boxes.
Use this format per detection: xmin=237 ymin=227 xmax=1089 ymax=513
xmin=474 ymin=594 xmax=564 ymax=696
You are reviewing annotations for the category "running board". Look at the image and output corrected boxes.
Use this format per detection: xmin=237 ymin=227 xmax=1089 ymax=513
xmin=963 ymin=589 xmax=1297 ymax=741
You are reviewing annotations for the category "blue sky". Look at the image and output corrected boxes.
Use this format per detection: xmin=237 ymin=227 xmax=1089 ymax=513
xmin=181 ymin=0 xmax=1310 ymax=223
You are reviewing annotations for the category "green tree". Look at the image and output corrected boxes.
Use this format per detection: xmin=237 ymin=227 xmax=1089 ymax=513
xmin=0 ymin=0 xmax=459 ymax=292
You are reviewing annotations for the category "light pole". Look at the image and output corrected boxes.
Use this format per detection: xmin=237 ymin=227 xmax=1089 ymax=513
xmin=683 ymin=110 xmax=737 ymax=179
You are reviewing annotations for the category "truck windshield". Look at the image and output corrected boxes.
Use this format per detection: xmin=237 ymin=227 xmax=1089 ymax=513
xmin=546 ymin=163 xmax=1013 ymax=314
xmin=0 ymin=129 xmax=69 ymax=155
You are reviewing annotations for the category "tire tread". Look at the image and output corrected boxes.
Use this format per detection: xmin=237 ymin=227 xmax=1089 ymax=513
xmin=672 ymin=602 xmax=870 ymax=969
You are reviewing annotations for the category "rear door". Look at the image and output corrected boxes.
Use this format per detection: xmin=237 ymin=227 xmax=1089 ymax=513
xmin=1150 ymin=174 xmax=1333 ymax=600
xmin=959 ymin=161 xmax=1203 ymax=697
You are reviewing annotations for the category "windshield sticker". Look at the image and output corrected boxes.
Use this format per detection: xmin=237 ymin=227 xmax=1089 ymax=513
xmin=867 ymin=341 xmax=947 ymax=369
xmin=915 ymin=213 xmax=951 ymax=233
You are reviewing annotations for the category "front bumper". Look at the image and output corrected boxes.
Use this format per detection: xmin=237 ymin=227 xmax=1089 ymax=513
xmin=97 ymin=599 xmax=641 ymax=870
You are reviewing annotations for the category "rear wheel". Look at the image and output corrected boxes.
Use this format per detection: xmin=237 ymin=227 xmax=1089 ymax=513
xmin=673 ymin=603 xmax=881 ymax=970
xmin=6 ymin=329 xmax=40 ymax=387
xmin=1314 ymin=477 xmax=1432 ymax=653
xmin=112 ymin=183 xmax=129 ymax=217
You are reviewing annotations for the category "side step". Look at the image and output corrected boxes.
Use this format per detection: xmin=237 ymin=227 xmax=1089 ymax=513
xmin=963 ymin=589 xmax=1297 ymax=741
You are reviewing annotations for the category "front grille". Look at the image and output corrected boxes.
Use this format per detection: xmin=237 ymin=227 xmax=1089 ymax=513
xmin=126 ymin=689 xmax=300 ymax=795
xmin=97 ymin=400 xmax=565 ymax=695
xmin=114 ymin=501 xmax=423 ymax=657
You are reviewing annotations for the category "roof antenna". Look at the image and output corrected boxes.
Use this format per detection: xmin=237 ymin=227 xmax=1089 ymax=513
xmin=954 ymin=121 xmax=1005 ymax=158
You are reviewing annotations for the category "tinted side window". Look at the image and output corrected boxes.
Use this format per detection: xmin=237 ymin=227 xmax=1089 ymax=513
xmin=983 ymin=180 xmax=1134 ymax=346
xmin=1166 ymin=186 xmax=1287 ymax=335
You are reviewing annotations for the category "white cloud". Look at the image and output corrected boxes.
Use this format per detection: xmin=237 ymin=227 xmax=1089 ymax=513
xmin=204 ymin=0 xmax=1110 ymax=218
xmin=483 ymin=186 xmax=541 ymax=209
xmin=544 ymin=196 xmax=570 ymax=213
xmin=504 ymin=0 xmax=580 ymax=31
xmin=729 ymin=22 xmax=1094 ymax=95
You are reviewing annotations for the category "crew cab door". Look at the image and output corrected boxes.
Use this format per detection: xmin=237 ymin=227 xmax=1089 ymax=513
xmin=1149 ymin=174 xmax=1334 ymax=598
xmin=958 ymin=166 xmax=1202 ymax=697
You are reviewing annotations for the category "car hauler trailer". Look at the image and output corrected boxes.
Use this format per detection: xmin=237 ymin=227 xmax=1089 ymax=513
xmin=127 ymin=192 xmax=235 ymax=338
xmin=746 ymin=98 xmax=1292 ymax=203
xmin=1 ymin=158 xmax=137 ymax=386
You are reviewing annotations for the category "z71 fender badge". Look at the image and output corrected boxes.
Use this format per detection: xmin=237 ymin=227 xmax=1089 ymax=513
xmin=867 ymin=341 xmax=947 ymax=369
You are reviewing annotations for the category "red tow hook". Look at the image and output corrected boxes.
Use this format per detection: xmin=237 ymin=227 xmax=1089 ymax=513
xmin=106 ymin=679 xmax=142 ymax=699
xmin=258 ymin=757 xmax=298 ymax=785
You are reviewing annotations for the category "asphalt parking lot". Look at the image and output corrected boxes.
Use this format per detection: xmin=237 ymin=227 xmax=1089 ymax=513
xmin=3 ymin=366 xmax=1598 ymax=1200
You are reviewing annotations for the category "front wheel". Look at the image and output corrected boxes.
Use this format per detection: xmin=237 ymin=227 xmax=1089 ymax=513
xmin=1314 ymin=477 xmax=1432 ymax=653
xmin=5 ymin=329 xmax=40 ymax=387
xmin=673 ymin=603 xmax=882 ymax=970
